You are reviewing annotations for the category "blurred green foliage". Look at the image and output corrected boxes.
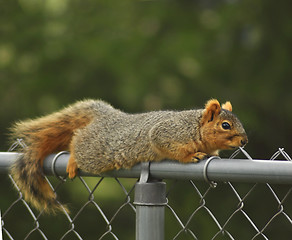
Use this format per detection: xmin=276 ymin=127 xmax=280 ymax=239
xmin=1 ymin=0 xmax=292 ymax=156
xmin=1 ymin=0 xmax=292 ymax=239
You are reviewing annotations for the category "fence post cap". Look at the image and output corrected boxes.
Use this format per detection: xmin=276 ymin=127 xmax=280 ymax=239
xmin=134 ymin=181 xmax=167 ymax=206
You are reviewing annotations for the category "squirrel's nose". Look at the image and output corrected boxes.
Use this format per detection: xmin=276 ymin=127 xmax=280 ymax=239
xmin=240 ymin=136 xmax=248 ymax=146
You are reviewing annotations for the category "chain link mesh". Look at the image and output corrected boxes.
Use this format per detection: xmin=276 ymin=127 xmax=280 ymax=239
xmin=1 ymin=143 xmax=292 ymax=239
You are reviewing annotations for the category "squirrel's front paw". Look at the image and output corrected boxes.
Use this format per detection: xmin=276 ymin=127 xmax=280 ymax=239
xmin=180 ymin=152 xmax=208 ymax=163
xmin=191 ymin=152 xmax=208 ymax=162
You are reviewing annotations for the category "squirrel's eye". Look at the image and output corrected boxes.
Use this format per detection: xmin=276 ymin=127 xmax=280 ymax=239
xmin=222 ymin=122 xmax=231 ymax=130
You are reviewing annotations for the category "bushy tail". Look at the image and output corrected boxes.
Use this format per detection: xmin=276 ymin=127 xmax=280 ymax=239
xmin=10 ymin=100 xmax=95 ymax=213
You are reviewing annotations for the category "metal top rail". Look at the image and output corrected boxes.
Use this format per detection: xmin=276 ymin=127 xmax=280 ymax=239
xmin=1 ymin=152 xmax=292 ymax=184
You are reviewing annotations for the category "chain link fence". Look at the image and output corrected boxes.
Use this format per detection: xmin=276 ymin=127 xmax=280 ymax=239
xmin=1 ymin=143 xmax=292 ymax=240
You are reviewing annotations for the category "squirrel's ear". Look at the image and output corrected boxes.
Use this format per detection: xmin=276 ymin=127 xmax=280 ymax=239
xmin=201 ymin=99 xmax=221 ymax=124
xmin=222 ymin=101 xmax=232 ymax=112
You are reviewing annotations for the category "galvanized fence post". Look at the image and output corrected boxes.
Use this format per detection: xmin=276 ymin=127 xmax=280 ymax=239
xmin=134 ymin=162 xmax=167 ymax=240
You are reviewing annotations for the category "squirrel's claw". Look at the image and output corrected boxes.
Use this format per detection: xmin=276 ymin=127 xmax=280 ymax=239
xmin=180 ymin=152 xmax=208 ymax=163
xmin=191 ymin=152 xmax=209 ymax=162
xmin=191 ymin=156 xmax=200 ymax=163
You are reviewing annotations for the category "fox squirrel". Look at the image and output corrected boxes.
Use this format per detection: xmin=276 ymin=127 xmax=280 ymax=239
xmin=10 ymin=99 xmax=247 ymax=213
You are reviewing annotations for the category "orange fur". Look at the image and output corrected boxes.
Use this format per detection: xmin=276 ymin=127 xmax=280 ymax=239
xmin=199 ymin=100 xmax=247 ymax=154
xmin=10 ymin=102 xmax=94 ymax=213
xmin=222 ymin=101 xmax=232 ymax=112
xmin=66 ymin=143 xmax=78 ymax=179
xmin=201 ymin=99 xmax=221 ymax=124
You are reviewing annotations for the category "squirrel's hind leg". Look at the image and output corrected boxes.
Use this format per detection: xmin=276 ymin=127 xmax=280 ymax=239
xmin=66 ymin=142 xmax=78 ymax=179
xmin=67 ymin=155 xmax=78 ymax=179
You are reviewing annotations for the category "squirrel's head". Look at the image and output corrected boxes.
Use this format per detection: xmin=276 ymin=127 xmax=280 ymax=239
xmin=200 ymin=99 xmax=248 ymax=151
